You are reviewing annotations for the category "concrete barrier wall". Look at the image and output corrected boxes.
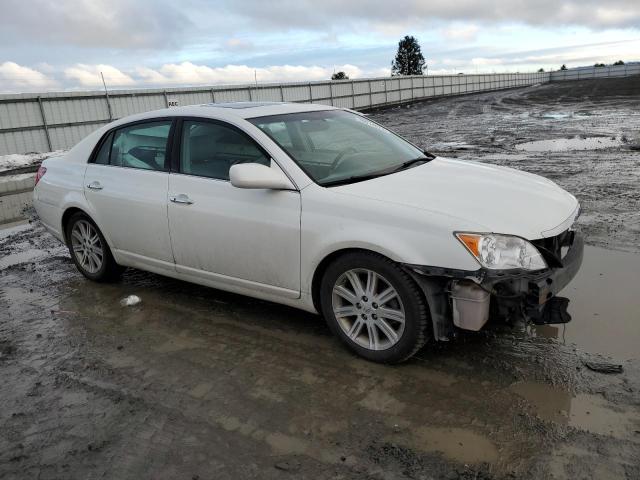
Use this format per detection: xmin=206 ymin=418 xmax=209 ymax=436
xmin=550 ymin=64 xmax=640 ymax=81
xmin=0 ymin=173 xmax=35 ymax=223
xmin=0 ymin=72 xmax=550 ymax=156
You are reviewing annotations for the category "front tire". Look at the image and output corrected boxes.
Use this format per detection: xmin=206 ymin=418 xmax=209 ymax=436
xmin=320 ymin=251 xmax=430 ymax=363
xmin=65 ymin=212 xmax=123 ymax=282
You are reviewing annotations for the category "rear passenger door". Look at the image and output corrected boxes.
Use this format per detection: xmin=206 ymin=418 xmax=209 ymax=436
xmin=167 ymin=118 xmax=301 ymax=297
xmin=84 ymin=119 xmax=175 ymax=269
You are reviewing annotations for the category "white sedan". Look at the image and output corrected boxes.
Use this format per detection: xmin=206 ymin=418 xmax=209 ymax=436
xmin=33 ymin=102 xmax=583 ymax=363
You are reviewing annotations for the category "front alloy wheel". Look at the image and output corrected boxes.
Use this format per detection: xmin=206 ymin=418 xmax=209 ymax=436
xmin=332 ymin=269 xmax=406 ymax=351
xmin=320 ymin=251 xmax=430 ymax=363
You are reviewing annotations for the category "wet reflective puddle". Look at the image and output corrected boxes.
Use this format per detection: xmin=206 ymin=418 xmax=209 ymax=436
xmin=531 ymin=245 xmax=640 ymax=362
xmin=510 ymin=382 xmax=640 ymax=439
xmin=515 ymin=136 xmax=625 ymax=152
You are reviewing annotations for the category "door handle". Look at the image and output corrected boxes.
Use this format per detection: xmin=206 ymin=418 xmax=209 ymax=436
xmin=169 ymin=194 xmax=194 ymax=205
xmin=87 ymin=181 xmax=103 ymax=190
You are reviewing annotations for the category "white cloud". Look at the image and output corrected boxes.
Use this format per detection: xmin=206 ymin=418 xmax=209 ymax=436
xmin=135 ymin=62 xmax=365 ymax=86
xmin=0 ymin=62 xmax=57 ymax=92
xmin=441 ymin=24 xmax=480 ymax=41
xmin=225 ymin=38 xmax=254 ymax=50
xmin=64 ymin=64 xmax=136 ymax=87
xmin=471 ymin=58 xmax=504 ymax=66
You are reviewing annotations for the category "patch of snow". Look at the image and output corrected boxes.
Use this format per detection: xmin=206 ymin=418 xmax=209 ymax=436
xmin=0 ymin=221 xmax=31 ymax=239
xmin=0 ymin=151 xmax=65 ymax=173
xmin=120 ymin=295 xmax=142 ymax=307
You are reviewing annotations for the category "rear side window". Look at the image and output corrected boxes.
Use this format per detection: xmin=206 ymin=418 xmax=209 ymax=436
xmin=180 ymin=120 xmax=270 ymax=180
xmin=97 ymin=121 xmax=172 ymax=171
xmin=93 ymin=132 xmax=113 ymax=165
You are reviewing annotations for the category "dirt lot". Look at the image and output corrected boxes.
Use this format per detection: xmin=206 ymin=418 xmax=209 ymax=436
xmin=1 ymin=78 xmax=639 ymax=479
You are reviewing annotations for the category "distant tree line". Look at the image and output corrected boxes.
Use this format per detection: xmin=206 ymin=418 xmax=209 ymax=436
xmin=557 ymin=60 xmax=626 ymax=72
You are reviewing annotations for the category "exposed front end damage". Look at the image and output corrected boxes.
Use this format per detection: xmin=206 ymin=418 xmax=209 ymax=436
xmin=404 ymin=231 xmax=584 ymax=340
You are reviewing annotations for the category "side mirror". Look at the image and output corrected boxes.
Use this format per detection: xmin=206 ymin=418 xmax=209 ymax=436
xmin=229 ymin=163 xmax=295 ymax=190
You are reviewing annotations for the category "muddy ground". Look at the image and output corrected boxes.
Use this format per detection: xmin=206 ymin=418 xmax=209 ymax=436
xmin=1 ymin=78 xmax=639 ymax=479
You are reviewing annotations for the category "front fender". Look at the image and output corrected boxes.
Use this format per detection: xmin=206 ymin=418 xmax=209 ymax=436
xmin=300 ymin=185 xmax=483 ymax=293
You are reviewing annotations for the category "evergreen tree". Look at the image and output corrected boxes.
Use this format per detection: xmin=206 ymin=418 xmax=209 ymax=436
xmin=391 ymin=36 xmax=425 ymax=76
xmin=331 ymin=71 xmax=349 ymax=80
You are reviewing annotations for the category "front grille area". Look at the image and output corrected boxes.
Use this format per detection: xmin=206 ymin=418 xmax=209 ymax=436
xmin=531 ymin=230 xmax=574 ymax=268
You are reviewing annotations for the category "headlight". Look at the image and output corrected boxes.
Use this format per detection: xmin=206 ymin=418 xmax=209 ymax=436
xmin=455 ymin=233 xmax=547 ymax=270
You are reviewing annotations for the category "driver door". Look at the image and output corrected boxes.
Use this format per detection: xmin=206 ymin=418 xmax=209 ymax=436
xmin=167 ymin=119 xmax=301 ymax=298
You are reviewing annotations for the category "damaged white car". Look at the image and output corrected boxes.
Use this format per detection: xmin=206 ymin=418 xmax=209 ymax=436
xmin=33 ymin=102 xmax=583 ymax=363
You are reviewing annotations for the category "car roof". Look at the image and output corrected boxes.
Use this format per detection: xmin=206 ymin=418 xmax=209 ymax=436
xmin=121 ymin=101 xmax=339 ymax=124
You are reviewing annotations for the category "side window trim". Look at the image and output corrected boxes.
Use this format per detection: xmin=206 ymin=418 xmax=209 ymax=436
xmin=88 ymin=117 xmax=176 ymax=172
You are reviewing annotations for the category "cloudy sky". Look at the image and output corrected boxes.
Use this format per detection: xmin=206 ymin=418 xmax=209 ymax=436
xmin=0 ymin=0 xmax=639 ymax=92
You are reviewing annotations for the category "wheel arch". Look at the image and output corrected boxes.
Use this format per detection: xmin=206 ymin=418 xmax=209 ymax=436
xmin=61 ymin=207 xmax=113 ymax=248
xmin=311 ymin=247 xmax=408 ymax=314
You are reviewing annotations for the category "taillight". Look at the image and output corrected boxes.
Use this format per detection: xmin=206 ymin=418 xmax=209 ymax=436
xmin=35 ymin=166 xmax=47 ymax=186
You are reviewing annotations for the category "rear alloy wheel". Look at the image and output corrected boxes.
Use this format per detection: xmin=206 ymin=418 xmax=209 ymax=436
xmin=65 ymin=212 xmax=123 ymax=282
xmin=70 ymin=219 xmax=104 ymax=274
xmin=320 ymin=252 xmax=430 ymax=363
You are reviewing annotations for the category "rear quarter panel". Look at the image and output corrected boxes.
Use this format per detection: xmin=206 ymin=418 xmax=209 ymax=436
xmin=33 ymin=156 xmax=88 ymax=242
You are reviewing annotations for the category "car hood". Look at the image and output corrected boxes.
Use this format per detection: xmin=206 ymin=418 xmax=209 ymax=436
xmin=331 ymin=157 xmax=579 ymax=240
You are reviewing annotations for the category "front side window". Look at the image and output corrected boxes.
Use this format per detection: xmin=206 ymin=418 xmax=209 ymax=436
xmin=180 ymin=120 xmax=270 ymax=180
xmin=108 ymin=121 xmax=172 ymax=171
xmin=249 ymin=110 xmax=430 ymax=186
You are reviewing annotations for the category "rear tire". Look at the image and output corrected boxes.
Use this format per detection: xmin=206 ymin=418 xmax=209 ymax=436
xmin=320 ymin=251 xmax=430 ymax=363
xmin=65 ymin=212 xmax=123 ymax=282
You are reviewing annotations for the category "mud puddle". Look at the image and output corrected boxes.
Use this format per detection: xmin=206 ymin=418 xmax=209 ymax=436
xmin=531 ymin=245 xmax=640 ymax=361
xmin=510 ymin=382 xmax=640 ymax=439
xmin=515 ymin=136 xmax=625 ymax=152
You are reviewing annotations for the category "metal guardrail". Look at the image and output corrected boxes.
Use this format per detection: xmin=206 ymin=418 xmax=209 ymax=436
xmin=0 ymin=72 xmax=549 ymax=156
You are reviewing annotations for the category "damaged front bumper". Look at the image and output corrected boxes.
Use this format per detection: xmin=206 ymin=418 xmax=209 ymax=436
xmin=404 ymin=231 xmax=585 ymax=341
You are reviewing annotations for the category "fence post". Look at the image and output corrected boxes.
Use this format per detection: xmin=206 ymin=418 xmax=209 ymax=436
xmin=350 ymin=80 xmax=355 ymax=108
xmin=37 ymin=96 xmax=53 ymax=152
xmin=329 ymin=83 xmax=334 ymax=106
xmin=384 ymin=79 xmax=388 ymax=105
xmin=163 ymin=91 xmax=169 ymax=108
xmin=279 ymin=85 xmax=285 ymax=102
xmin=368 ymin=80 xmax=373 ymax=107
xmin=210 ymin=88 xmax=216 ymax=103
xmin=308 ymin=83 xmax=313 ymax=103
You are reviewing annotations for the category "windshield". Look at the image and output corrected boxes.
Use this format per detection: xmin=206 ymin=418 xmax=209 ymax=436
xmin=248 ymin=110 xmax=431 ymax=186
